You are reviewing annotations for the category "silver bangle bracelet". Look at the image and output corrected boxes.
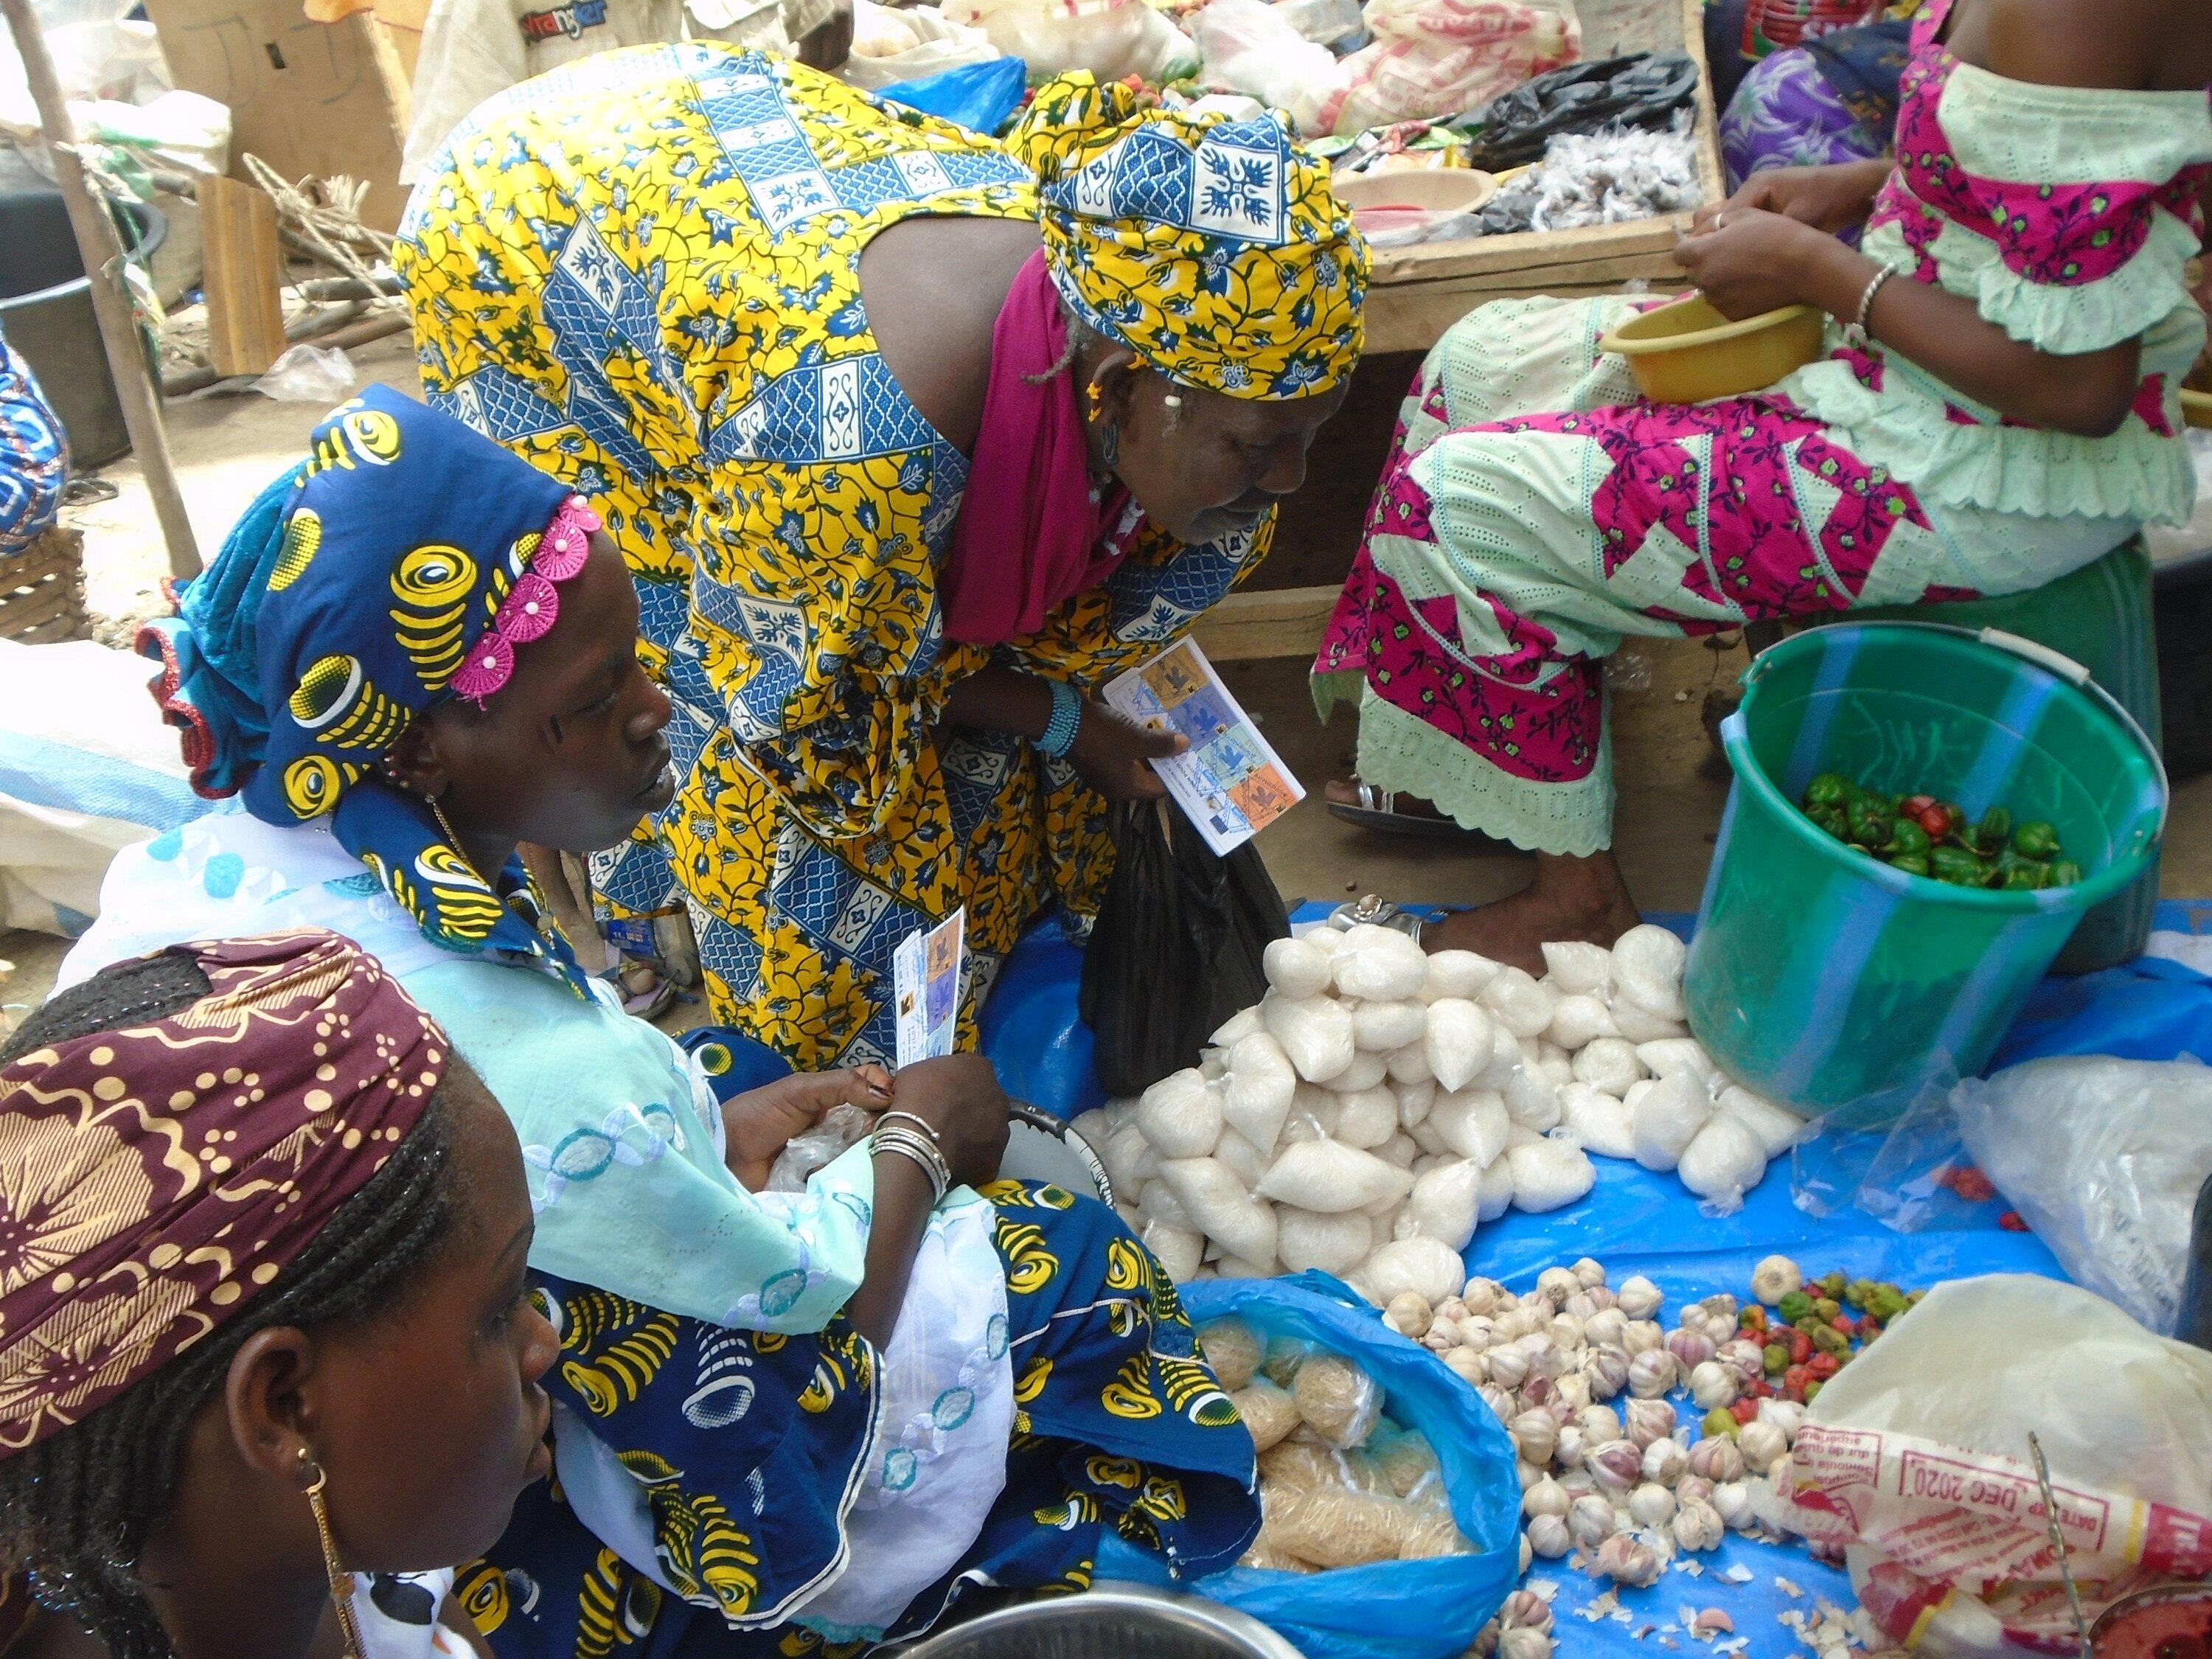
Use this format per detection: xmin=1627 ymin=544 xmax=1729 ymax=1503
xmin=1854 ymin=262 xmax=1898 ymax=333
xmin=872 ymin=1129 xmax=950 ymax=1202
xmin=876 ymin=1109 xmax=944 ymax=1146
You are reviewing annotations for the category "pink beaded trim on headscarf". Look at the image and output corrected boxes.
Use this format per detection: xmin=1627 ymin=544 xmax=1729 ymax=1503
xmin=451 ymin=495 xmax=600 ymax=706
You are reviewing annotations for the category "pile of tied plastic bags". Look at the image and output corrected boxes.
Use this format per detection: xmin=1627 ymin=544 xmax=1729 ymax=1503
xmin=1075 ymin=923 xmax=1810 ymax=1295
xmin=1189 ymin=0 xmax=1579 ymax=138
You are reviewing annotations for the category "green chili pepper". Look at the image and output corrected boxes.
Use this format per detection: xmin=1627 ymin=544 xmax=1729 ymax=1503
xmin=1811 ymin=1324 xmax=1850 ymax=1356
xmin=1998 ymin=858 xmax=2048 ymax=891
xmin=1809 ymin=804 xmax=1849 ymax=841
xmin=2049 ymin=860 xmax=2083 ymax=888
xmin=1812 ymin=1296 xmax=1841 ymax=1323
xmin=1776 ymin=1290 xmax=1814 ymax=1324
xmin=1978 ymin=806 xmax=2011 ymax=849
xmin=1929 ymin=846 xmax=1988 ymax=886
xmin=1889 ymin=852 xmax=1930 ymax=877
xmin=1848 ymin=801 xmax=1891 ymax=846
xmin=1804 ymin=773 xmax=1851 ymax=808
xmin=1887 ymin=818 xmax=1931 ymax=857
xmin=2012 ymin=821 xmax=2061 ymax=860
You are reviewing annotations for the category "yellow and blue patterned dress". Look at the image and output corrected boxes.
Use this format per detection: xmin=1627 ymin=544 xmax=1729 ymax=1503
xmin=397 ymin=46 xmax=1279 ymax=1065
xmin=469 ymin=1181 xmax=1260 ymax=1658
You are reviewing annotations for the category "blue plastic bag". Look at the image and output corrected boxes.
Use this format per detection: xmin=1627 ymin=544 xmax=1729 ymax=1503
xmin=878 ymin=56 xmax=1029 ymax=134
xmin=1106 ymin=1274 xmax=1520 ymax=1659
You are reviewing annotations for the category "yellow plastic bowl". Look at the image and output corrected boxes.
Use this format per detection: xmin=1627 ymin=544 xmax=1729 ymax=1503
xmin=2182 ymin=388 xmax=2212 ymax=430
xmin=1599 ymin=295 xmax=1826 ymax=404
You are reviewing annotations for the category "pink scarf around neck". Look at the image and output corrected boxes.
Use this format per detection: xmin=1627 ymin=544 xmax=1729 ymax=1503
xmin=939 ymin=250 xmax=1133 ymax=646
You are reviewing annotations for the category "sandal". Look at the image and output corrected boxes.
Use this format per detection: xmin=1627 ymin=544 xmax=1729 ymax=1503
xmin=601 ymin=961 xmax=678 ymax=1022
xmin=1325 ymin=779 xmax=1480 ymax=839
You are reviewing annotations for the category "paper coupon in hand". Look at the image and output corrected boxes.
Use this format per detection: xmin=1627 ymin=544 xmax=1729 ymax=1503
xmin=892 ymin=907 xmax=964 ymax=1068
xmin=1102 ymin=638 xmax=1304 ymax=855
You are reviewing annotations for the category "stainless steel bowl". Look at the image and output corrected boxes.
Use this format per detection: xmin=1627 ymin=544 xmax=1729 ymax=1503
xmin=895 ymin=1585 xmax=1301 ymax=1659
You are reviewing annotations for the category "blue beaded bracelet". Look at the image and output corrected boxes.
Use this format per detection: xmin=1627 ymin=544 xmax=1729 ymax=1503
xmin=1039 ymin=678 xmax=1084 ymax=759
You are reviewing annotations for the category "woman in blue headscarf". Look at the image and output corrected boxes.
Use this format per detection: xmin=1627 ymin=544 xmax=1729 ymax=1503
xmin=62 ymin=387 xmax=1262 ymax=1655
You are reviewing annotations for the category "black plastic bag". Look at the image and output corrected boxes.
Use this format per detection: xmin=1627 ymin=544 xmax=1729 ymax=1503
xmin=1079 ymin=799 xmax=1291 ymax=1098
xmin=1459 ymin=51 xmax=1702 ymax=172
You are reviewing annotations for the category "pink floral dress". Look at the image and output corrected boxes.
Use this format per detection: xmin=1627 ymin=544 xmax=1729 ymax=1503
xmin=1315 ymin=0 xmax=2211 ymax=856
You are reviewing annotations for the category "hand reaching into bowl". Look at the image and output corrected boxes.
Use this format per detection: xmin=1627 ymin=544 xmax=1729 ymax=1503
xmin=1674 ymin=207 xmax=1837 ymax=321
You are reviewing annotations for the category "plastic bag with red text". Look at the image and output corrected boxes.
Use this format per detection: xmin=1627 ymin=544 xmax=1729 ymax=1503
xmin=1770 ymin=1275 xmax=2212 ymax=1658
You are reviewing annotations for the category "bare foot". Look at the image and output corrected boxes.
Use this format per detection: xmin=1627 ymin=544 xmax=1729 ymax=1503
xmin=1422 ymin=852 xmax=1643 ymax=975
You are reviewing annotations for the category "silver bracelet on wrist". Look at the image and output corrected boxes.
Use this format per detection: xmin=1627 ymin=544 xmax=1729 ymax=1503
xmin=872 ymin=1128 xmax=950 ymax=1202
xmin=876 ymin=1109 xmax=942 ymax=1144
xmin=1853 ymin=262 xmax=1898 ymax=333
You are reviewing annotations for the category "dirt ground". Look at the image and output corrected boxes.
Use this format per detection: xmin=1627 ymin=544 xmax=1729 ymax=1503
xmin=7 ymin=333 xmax=2209 ymax=1015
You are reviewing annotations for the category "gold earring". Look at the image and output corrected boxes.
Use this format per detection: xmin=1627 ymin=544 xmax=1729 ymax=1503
xmin=300 ymin=1450 xmax=366 ymax=1659
xmin=1085 ymin=383 xmax=1104 ymax=421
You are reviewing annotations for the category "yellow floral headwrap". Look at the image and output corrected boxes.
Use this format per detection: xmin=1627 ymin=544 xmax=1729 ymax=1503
xmin=1006 ymin=74 xmax=1368 ymax=400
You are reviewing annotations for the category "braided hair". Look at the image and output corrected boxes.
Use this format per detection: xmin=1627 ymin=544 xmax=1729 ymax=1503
xmin=0 ymin=951 xmax=459 ymax=1659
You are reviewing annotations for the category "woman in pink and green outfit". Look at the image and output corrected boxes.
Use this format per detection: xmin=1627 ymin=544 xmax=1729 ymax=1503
xmin=1315 ymin=0 xmax=2212 ymax=970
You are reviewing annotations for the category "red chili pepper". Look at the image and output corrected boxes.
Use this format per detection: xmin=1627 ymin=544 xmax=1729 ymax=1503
xmin=1830 ymin=1314 xmax=1854 ymax=1335
xmin=1902 ymin=795 xmax=1935 ymax=817
xmin=1783 ymin=1377 xmax=1809 ymax=1403
xmin=1784 ymin=1363 xmax=1812 ymax=1392
xmin=1948 ymin=1165 xmax=1997 ymax=1203
xmin=1916 ymin=805 xmax=1951 ymax=839
xmin=1731 ymin=1397 xmax=1759 ymax=1425
xmin=1998 ymin=1209 xmax=2028 ymax=1232
xmin=1739 ymin=1306 xmax=1767 ymax=1333
xmin=1787 ymin=1329 xmax=1814 ymax=1365
xmin=1806 ymin=1353 xmax=1841 ymax=1380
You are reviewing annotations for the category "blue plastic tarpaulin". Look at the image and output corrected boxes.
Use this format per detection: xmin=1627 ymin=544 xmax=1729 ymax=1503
xmin=978 ymin=899 xmax=2212 ymax=1657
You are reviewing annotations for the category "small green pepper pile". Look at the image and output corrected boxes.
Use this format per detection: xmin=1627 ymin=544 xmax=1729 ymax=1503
xmin=1799 ymin=775 xmax=2081 ymax=889
xmin=1700 ymin=1271 xmax=1925 ymax=1434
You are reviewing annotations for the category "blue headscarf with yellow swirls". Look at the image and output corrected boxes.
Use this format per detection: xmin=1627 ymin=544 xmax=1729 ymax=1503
xmin=139 ymin=386 xmax=592 ymax=988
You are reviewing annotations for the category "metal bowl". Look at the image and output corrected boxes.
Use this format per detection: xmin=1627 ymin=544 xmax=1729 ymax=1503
xmin=894 ymin=1585 xmax=1301 ymax=1659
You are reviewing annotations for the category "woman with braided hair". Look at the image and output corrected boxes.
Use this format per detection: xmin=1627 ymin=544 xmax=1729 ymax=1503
xmin=63 ymin=391 xmax=1264 ymax=1656
xmin=0 ymin=929 xmax=558 ymax=1659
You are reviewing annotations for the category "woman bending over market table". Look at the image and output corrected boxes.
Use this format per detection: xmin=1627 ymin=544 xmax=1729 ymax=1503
xmin=1316 ymin=0 xmax=2212 ymax=973
xmin=64 ymin=389 xmax=1261 ymax=1655
xmin=396 ymin=52 xmax=1367 ymax=1067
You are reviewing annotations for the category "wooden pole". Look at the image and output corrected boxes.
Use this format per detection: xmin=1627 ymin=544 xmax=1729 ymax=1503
xmin=0 ymin=0 xmax=199 ymax=577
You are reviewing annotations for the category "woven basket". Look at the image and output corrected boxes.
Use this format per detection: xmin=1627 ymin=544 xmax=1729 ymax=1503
xmin=0 ymin=526 xmax=91 ymax=644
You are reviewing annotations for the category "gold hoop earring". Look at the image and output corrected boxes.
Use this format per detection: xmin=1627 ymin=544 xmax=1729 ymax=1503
xmin=299 ymin=1450 xmax=365 ymax=1659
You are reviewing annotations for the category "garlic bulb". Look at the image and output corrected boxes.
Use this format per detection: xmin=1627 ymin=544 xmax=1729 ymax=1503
xmin=1534 ymin=1265 xmax=1582 ymax=1307
xmin=1595 ymin=1532 xmax=1663 ymax=1587
xmin=1494 ymin=1305 xmax=1545 ymax=1342
xmin=1677 ymin=1475 xmax=1713 ymax=1506
xmin=1478 ymin=1384 xmax=1515 ymax=1423
xmin=1738 ymin=1419 xmax=1789 ymax=1475
xmin=1510 ymin=1409 xmax=1559 ymax=1467
xmin=1688 ymin=1360 xmax=1739 ymax=1411
xmin=1567 ymin=1492 xmax=1618 ymax=1551
xmin=1383 ymin=1292 xmax=1432 ymax=1340
xmin=1758 ymin=1399 xmax=1807 ymax=1441
xmin=1672 ymin=1498 xmax=1725 ymax=1553
xmin=1522 ymin=1475 xmax=1570 ymax=1520
xmin=1711 ymin=1480 xmax=1756 ymax=1530
xmin=1677 ymin=1304 xmax=1711 ymax=1336
xmin=1443 ymin=1347 xmax=1486 ymax=1385
xmin=1621 ymin=1320 xmax=1665 ymax=1356
xmin=1578 ymin=1404 xmax=1621 ymax=1444
xmin=1588 ymin=1439 xmax=1642 ymax=1493
xmin=1555 ymin=1467 xmax=1596 ymax=1500
xmin=1517 ymin=1335 xmax=1566 ymax=1382
xmin=1627 ymin=1349 xmax=1677 ymax=1399
xmin=1520 ymin=1372 xmax=1556 ymax=1410
xmin=1526 ymin=1514 xmax=1572 ymax=1559
xmin=1461 ymin=1276 xmax=1506 ymax=1315
xmin=1515 ymin=1458 xmax=1543 ymax=1493
xmin=1583 ymin=1307 xmax=1629 ymax=1350
xmin=1562 ymin=1290 xmax=1601 ymax=1324
xmin=1641 ymin=1437 xmax=1688 ymax=1487
xmin=1584 ymin=1354 xmax=1637 ymax=1407
xmin=1498 ymin=1627 xmax=1554 ymax=1659
xmin=1627 ymin=1482 xmax=1677 ymax=1528
xmin=1517 ymin=1532 xmax=1534 ymax=1575
xmin=1554 ymin=1424 xmax=1587 ymax=1469
xmin=1624 ymin=1397 xmax=1677 ymax=1450
xmin=1665 ymin=1327 xmax=1715 ymax=1370
xmin=1687 ymin=1436 xmax=1745 ymax=1484
xmin=1486 ymin=1344 xmax=1531 ymax=1390
xmin=1499 ymin=1587 xmax=1554 ymax=1633
xmin=1699 ymin=1293 xmax=1739 ymax=1327
xmin=1716 ymin=1338 xmax=1766 ymax=1382
xmin=1554 ymin=1371 xmax=1593 ymax=1413
xmin=1749 ymin=1253 xmax=1801 ymax=1304
xmin=1615 ymin=1275 xmax=1663 ymax=1320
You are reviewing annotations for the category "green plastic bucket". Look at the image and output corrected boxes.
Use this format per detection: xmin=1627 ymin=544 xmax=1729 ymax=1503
xmin=1684 ymin=623 xmax=2166 ymax=1128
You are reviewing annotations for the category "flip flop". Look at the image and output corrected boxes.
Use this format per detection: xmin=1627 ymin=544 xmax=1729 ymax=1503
xmin=1325 ymin=780 xmax=1481 ymax=839
xmin=601 ymin=961 xmax=678 ymax=1022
